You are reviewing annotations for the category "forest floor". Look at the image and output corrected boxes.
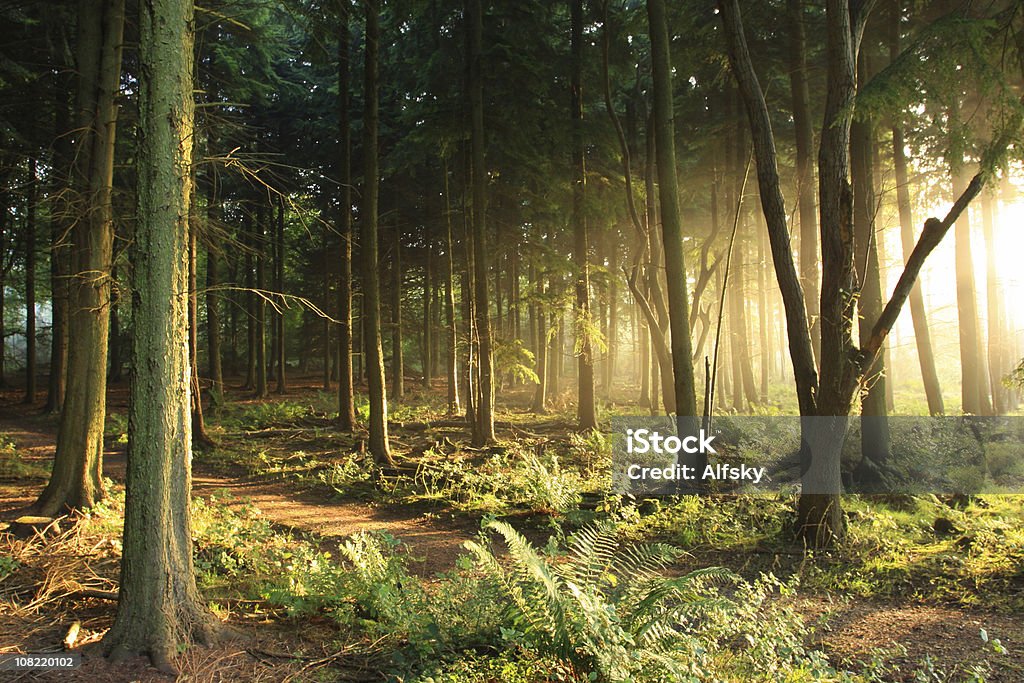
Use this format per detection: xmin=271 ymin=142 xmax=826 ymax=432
xmin=0 ymin=377 xmax=1023 ymax=681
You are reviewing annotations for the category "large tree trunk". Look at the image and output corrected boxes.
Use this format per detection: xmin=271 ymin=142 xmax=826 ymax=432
xmin=337 ymin=2 xmax=356 ymax=430
xmin=103 ymin=0 xmax=219 ymax=669
xmin=361 ymin=0 xmax=394 ymax=466
xmin=24 ymin=158 xmax=37 ymax=404
xmin=648 ymin=0 xmax=699 ymax=435
xmin=35 ymin=0 xmax=124 ymax=515
xmin=469 ymin=0 xmax=494 ymax=445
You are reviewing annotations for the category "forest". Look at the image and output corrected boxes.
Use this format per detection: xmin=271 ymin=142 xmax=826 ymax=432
xmin=1 ymin=0 xmax=1024 ymax=680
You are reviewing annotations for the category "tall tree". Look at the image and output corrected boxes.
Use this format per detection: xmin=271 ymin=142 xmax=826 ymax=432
xmin=469 ymin=0 xmax=495 ymax=445
xmin=786 ymin=0 xmax=821 ymax=364
xmin=571 ymin=0 xmax=597 ymax=430
xmin=34 ymin=0 xmax=125 ymax=515
xmin=647 ymin=0 xmax=699 ymax=436
xmin=337 ymin=0 xmax=356 ymax=431
xmin=23 ymin=158 xmax=37 ymax=404
xmin=362 ymin=0 xmax=394 ymax=465
xmin=103 ymin=0 xmax=219 ymax=667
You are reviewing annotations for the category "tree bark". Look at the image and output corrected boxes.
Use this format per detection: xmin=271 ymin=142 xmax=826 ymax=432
xmin=469 ymin=0 xmax=494 ymax=445
xmin=648 ymin=0 xmax=700 ymax=435
xmin=24 ymin=158 xmax=37 ymax=404
xmin=337 ymin=1 xmax=356 ymax=430
xmin=103 ymin=0 xmax=219 ymax=668
xmin=893 ymin=123 xmax=943 ymax=414
xmin=787 ymin=0 xmax=821 ymax=365
xmin=361 ymin=0 xmax=394 ymax=465
xmin=951 ymin=147 xmax=991 ymax=415
xmin=46 ymin=75 xmax=71 ymax=413
xmin=390 ymin=222 xmax=404 ymax=400
xmin=570 ymin=0 xmax=597 ymax=429
xmin=275 ymin=195 xmax=286 ymax=394
xmin=35 ymin=0 xmax=124 ymax=515
xmin=851 ymin=52 xmax=891 ymax=484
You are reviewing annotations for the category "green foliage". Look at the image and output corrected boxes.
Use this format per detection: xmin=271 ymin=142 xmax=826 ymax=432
xmin=493 ymin=338 xmax=540 ymax=388
xmin=464 ymin=519 xmax=734 ymax=682
xmin=0 ymin=437 xmax=48 ymax=480
xmin=411 ymin=448 xmax=582 ymax=514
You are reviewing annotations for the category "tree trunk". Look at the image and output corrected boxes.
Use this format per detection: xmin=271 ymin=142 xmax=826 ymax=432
xmin=787 ymin=0 xmax=821 ymax=365
xmin=189 ymin=207 xmax=213 ymax=449
xmin=244 ymin=212 xmax=256 ymax=390
xmin=337 ymin=2 xmax=356 ymax=430
xmin=35 ymin=0 xmax=124 ymax=515
xmin=951 ymin=152 xmax=990 ymax=415
xmin=103 ymin=0 xmax=219 ymax=668
xmin=893 ymin=124 xmax=943 ymax=414
xmin=648 ymin=0 xmax=699 ymax=436
xmin=851 ymin=53 xmax=891 ymax=484
xmin=443 ymin=161 xmax=460 ymax=414
xmin=361 ymin=0 xmax=393 ymax=466
xmin=45 ymin=44 xmax=72 ymax=413
xmin=205 ymin=238 xmax=224 ymax=404
xmin=423 ymin=235 xmax=433 ymax=386
xmin=390 ymin=222 xmax=404 ymax=401
xmin=469 ymin=0 xmax=494 ymax=445
xmin=24 ymin=158 xmax=37 ymax=404
xmin=982 ymin=190 xmax=1007 ymax=414
xmin=275 ymin=196 xmax=286 ymax=394
xmin=571 ymin=0 xmax=596 ymax=430
xmin=254 ymin=201 xmax=268 ymax=398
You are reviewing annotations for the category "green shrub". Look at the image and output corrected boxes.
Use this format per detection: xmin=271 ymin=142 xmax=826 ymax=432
xmin=465 ymin=519 xmax=734 ymax=682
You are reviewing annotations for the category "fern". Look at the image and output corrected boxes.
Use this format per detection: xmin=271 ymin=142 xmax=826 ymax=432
xmin=464 ymin=519 xmax=736 ymax=682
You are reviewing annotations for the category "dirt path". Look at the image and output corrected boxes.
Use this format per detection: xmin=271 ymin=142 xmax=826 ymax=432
xmin=0 ymin=402 xmax=478 ymax=576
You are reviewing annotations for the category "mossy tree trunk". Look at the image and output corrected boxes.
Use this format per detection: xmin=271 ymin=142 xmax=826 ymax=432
xmin=35 ymin=0 xmax=124 ymax=516
xmin=103 ymin=0 xmax=219 ymax=670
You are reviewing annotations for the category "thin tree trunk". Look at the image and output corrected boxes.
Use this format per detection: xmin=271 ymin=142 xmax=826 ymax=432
xmin=361 ymin=0 xmax=394 ymax=466
xmin=276 ymin=195 xmax=286 ymax=394
xmin=570 ymin=0 xmax=597 ymax=429
xmin=893 ymin=124 xmax=943 ymax=414
xmin=648 ymin=0 xmax=700 ymax=446
xmin=390 ymin=222 xmax=404 ymax=400
xmin=24 ymin=159 xmax=37 ymax=404
xmin=423 ymin=234 xmax=433 ymax=386
xmin=469 ymin=0 xmax=494 ymax=444
xmin=951 ymin=145 xmax=991 ymax=415
xmin=787 ymin=0 xmax=821 ymax=365
xmin=982 ymin=190 xmax=1007 ymax=414
xmin=337 ymin=1 xmax=356 ymax=430
xmin=443 ymin=160 xmax=460 ymax=413
xmin=852 ymin=52 xmax=891 ymax=484
xmin=189 ymin=207 xmax=213 ymax=448
xmin=254 ymin=201 xmax=267 ymax=398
